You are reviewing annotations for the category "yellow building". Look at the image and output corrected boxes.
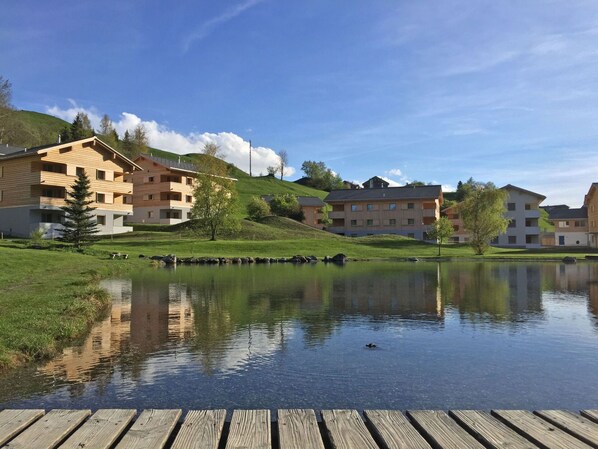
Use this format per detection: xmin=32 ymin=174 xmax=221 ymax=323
xmin=0 ymin=137 xmax=139 ymax=238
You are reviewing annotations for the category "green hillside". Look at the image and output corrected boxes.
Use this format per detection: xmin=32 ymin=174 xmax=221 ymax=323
xmin=4 ymin=110 xmax=68 ymax=148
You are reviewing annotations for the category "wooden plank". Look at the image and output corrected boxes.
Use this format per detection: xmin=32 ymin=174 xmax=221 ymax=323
xmin=493 ymin=410 xmax=594 ymax=449
xmin=113 ymin=409 xmax=181 ymax=449
xmin=535 ymin=410 xmax=598 ymax=448
xmin=321 ymin=410 xmax=378 ymax=449
xmin=58 ymin=409 xmax=136 ymax=449
xmin=170 ymin=410 xmax=226 ymax=449
xmin=278 ymin=409 xmax=325 ymax=449
xmin=582 ymin=411 xmax=598 ymax=425
xmin=449 ymin=410 xmax=538 ymax=449
xmin=3 ymin=409 xmax=90 ymax=449
xmin=225 ymin=410 xmax=271 ymax=449
xmin=364 ymin=409 xmax=432 ymax=449
xmin=0 ymin=409 xmax=45 ymax=447
xmin=407 ymin=410 xmax=485 ymax=449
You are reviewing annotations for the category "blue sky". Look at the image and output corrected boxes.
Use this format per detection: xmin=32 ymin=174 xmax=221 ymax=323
xmin=2 ymin=0 xmax=598 ymax=205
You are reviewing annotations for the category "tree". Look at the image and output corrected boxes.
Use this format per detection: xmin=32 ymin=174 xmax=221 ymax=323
xmin=460 ymin=183 xmax=510 ymax=255
xmin=247 ymin=196 xmax=271 ymax=220
xmin=0 ymin=76 xmax=12 ymax=109
xmin=269 ymin=193 xmax=304 ymax=222
xmin=300 ymin=160 xmax=343 ymax=191
xmin=277 ymin=149 xmax=288 ymax=181
xmin=202 ymin=142 xmax=222 ymax=158
xmin=121 ymin=130 xmax=133 ymax=158
xmin=266 ymin=166 xmax=278 ymax=176
xmin=427 ymin=216 xmax=455 ymax=256
xmin=69 ymin=112 xmax=94 ymax=141
xmin=98 ymin=114 xmax=119 ymax=149
xmin=191 ymin=162 xmax=240 ymax=240
xmin=60 ymin=170 xmax=99 ymax=249
xmin=0 ymin=76 xmax=14 ymax=144
xmin=131 ymin=124 xmax=148 ymax=158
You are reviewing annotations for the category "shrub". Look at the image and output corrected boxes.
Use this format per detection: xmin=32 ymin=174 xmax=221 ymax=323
xmin=247 ymin=196 xmax=271 ymax=221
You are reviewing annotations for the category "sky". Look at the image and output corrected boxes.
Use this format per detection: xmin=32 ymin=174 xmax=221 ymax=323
xmin=2 ymin=0 xmax=598 ymax=206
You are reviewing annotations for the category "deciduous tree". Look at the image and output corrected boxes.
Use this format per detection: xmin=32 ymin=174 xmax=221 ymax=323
xmin=427 ymin=216 xmax=455 ymax=256
xmin=246 ymin=196 xmax=271 ymax=220
xmin=277 ymin=149 xmax=288 ymax=181
xmin=131 ymin=124 xmax=148 ymax=158
xmin=460 ymin=183 xmax=509 ymax=255
xmin=60 ymin=170 xmax=99 ymax=249
xmin=269 ymin=193 xmax=304 ymax=222
xmin=300 ymin=160 xmax=343 ymax=191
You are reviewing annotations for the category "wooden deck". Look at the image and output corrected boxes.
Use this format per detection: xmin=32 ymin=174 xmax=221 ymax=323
xmin=1 ymin=408 xmax=598 ymax=449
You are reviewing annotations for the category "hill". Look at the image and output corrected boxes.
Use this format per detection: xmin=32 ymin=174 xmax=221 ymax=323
xmin=3 ymin=110 xmax=68 ymax=148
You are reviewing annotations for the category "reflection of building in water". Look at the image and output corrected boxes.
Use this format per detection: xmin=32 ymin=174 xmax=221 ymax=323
xmin=329 ymin=269 xmax=443 ymax=321
xmin=39 ymin=279 xmax=195 ymax=382
xmin=587 ymin=266 xmax=598 ymax=326
xmin=443 ymin=264 xmax=543 ymax=319
xmin=550 ymin=263 xmax=590 ymax=293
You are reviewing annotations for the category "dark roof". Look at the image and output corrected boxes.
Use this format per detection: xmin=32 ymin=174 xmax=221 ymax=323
xmin=549 ymin=206 xmax=587 ymax=220
xmin=501 ymin=184 xmax=546 ymax=200
xmin=362 ymin=176 xmax=390 ymax=188
xmin=0 ymin=144 xmax=27 ymax=156
xmin=142 ymin=154 xmax=198 ymax=173
xmin=325 ymin=185 xmax=442 ymax=202
xmin=262 ymin=195 xmax=325 ymax=207
xmin=293 ymin=177 xmax=312 ymax=186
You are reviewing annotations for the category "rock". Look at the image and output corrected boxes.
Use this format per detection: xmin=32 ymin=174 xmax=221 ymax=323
xmin=331 ymin=253 xmax=347 ymax=264
xmin=563 ymin=256 xmax=577 ymax=264
xmin=408 ymin=257 xmax=419 ymax=262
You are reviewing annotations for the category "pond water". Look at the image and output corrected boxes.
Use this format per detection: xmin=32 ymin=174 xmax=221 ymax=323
xmin=1 ymin=261 xmax=598 ymax=411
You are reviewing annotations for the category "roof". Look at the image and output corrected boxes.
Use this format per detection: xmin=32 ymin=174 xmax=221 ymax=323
xmin=549 ymin=206 xmax=587 ymax=220
xmin=0 ymin=144 xmax=26 ymax=156
xmin=0 ymin=136 xmax=141 ymax=170
xmin=501 ymin=184 xmax=546 ymax=200
xmin=584 ymin=183 xmax=598 ymax=206
xmin=262 ymin=195 xmax=326 ymax=207
xmin=325 ymin=185 xmax=442 ymax=202
xmin=362 ymin=176 xmax=390 ymax=188
xmin=140 ymin=154 xmax=199 ymax=173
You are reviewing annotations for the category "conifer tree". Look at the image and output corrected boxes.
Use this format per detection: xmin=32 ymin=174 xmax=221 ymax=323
xmin=121 ymin=130 xmax=133 ymax=158
xmin=60 ymin=170 xmax=99 ymax=249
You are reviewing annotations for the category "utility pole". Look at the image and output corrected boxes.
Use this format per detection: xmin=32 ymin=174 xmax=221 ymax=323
xmin=249 ymin=139 xmax=252 ymax=176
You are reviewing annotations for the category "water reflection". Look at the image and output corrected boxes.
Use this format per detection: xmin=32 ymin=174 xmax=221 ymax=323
xmin=3 ymin=261 xmax=598 ymax=410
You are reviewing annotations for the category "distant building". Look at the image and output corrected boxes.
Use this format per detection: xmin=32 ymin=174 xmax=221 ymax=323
xmin=584 ymin=183 xmax=598 ymax=248
xmin=0 ymin=137 xmax=139 ymax=238
xmin=549 ymin=206 xmax=588 ymax=246
xmin=324 ymin=185 xmax=443 ymax=239
xmin=362 ymin=176 xmax=390 ymax=189
xmin=262 ymin=195 xmax=326 ymax=229
xmin=342 ymin=180 xmax=361 ymax=190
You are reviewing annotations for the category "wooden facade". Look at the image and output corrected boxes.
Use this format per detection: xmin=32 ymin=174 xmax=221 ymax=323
xmin=0 ymin=137 xmax=139 ymax=238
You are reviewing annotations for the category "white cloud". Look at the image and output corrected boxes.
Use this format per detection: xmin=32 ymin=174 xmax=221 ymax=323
xmin=441 ymin=184 xmax=456 ymax=192
xmin=379 ymin=176 xmax=402 ymax=187
xmin=385 ymin=168 xmax=402 ymax=177
xmin=45 ymin=103 xmax=295 ymax=177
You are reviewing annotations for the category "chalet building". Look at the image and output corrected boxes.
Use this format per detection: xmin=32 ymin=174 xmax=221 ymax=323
xmin=362 ymin=176 xmax=390 ymax=189
xmin=125 ymin=154 xmax=237 ymax=225
xmin=0 ymin=137 xmax=139 ymax=238
xmin=324 ymin=185 xmax=442 ymax=239
xmin=262 ymin=195 xmax=327 ymax=229
xmin=445 ymin=184 xmax=546 ymax=249
xmin=548 ymin=207 xmax=588 ymax=246
xmin=584 ymin=183 xmax=598 ymax=248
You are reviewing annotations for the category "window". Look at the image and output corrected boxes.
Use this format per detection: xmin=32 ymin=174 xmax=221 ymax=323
xmin=186 ymin=195 xmax=193 ymax=203
xmin=166 ymin=211 xmax=180 ymax=219
xmin=507 ymin=202 xmax=516 ymax=211
xmin=389 ymin=219 xmax=396 ymax=226
xmin=367 ymin=204 xmax=374 ymax=211
xmin=0 ymin=166 xmax=3 ymax=177
xmin=525 ymin=203 xmax=532 ymax=210
xmin=76 ymin=167 xmax=84 ymax=176
xmin=96 ymin=215 xmax=106 ymax=225
xmin=187 ymin=212 xmax=192 ymax=219
xmin=508 ymin=236 xmax=517 ymax=244
xmin=450 ymin=236 xmax=459 ymax=243
xmin=453 ymin=225 xmax=459 ymax=231
xmin=148 ymin=176 xmax=154 ymax=182
xmin=42 ymin=163 xmax=64 ymax=173
xmin=96 ymin=193 xmax=106 ymax=203
xmin=575 ymin=220 xmax=586 ymax=227
xmin=350 ymin=220 xmax=358 ymax=226
xmin=96 ymin=170 xmax=106 ymax=180
xmin=351 ymin=204 xmax=358 ymax=212
xmin=41 ymin=212 xmax=53 ymax=223
xmin=366 ymin=219 xmax=374 ymax=226
xmin=389 ymin=203 xmax=396 ymax=210
xmin=407 ymin=218 xmax=415 ymax=225
xmin=491 ymin=237 xmax=499 ymax=244
xmin=508 ymin=219 xmax=516 ymax=228
xmin=148 ymin=211 xmax=154 ymax=218
xmin=559 ymin=221 xmax=569 ymax=228
xmin=0 ymin=190 xmax=2 ymax=202
xmin=407 ymin=202 xmax=414 ymax=209
xmin=452 ymin=213 xmax=459 ymax=219
xmin=187 ymin=177 xmax=193 ymax=185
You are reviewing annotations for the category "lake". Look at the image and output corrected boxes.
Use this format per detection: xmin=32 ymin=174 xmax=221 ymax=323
xmin=1 ymin=261 xmax=597 ymax=411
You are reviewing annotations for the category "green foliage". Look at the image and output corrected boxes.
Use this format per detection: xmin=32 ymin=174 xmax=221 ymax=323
xmin=98 ymin=114 xmax=119 ymax=149
xmin=60 ymin=171 xmax=100 ymax=249
xmin=68 ymin=112 xmax=95 ymax=141
xmin=269 ymin=193 xmax=304 ymax=222
xmin=278 ymin=149 xmax=288 ymax=180
xmin=460 ymin=183 xmax=510 ymax=255
xmin=247 ymin=196 xmax=271 ymax=221
xmin=427 ymin=216 xmax=455 ymax=256
xmin=301 ymin=160 xmax=344 ymax=191
xmin=121 ymin=130 xmax=133 ymax=157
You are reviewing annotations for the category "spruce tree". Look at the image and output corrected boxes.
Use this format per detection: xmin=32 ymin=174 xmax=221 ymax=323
xmin=60 ymin=170 xmax=99 ymax=249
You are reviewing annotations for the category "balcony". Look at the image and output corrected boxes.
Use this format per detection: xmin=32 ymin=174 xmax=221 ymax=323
xmin=422 ymin=209 xmax=437 ymax=218
xmin=524 ymin=209 xmax=540 ymax=219
xmin=329 ymin=211 xmax=345 ymax=219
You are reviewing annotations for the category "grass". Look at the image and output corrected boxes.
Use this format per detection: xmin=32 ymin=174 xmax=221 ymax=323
xmin=9 ymin=110 xmax=69 ymax=148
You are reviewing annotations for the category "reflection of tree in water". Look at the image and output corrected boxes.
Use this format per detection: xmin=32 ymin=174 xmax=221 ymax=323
xmin=440 ymin=263 xmax=543 ymax=322
xmin=587 ymin=265 xmax=598 ymax=329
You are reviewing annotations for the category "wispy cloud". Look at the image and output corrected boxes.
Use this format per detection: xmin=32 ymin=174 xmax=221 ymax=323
xmin=46 ymin=102 xmax=295 ymax=178
xmin=182 ymin=0 xmax=265 ymax=52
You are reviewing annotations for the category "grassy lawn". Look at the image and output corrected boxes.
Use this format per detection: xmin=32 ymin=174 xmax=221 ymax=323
xmin=1 ymin=218 xmax=596 ymax=371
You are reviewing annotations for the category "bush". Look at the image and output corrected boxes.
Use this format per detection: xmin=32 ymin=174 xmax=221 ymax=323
xmin=270 ymin=194 xmax=304 ymax=222
xmin=247 ymin=196 xmax=271 ymax=221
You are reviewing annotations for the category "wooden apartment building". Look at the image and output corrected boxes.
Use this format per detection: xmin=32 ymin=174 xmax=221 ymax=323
xmin=0 ymin=137 xmax=139 ymax=238
xmin=324 ymin=185 xmax=443 ymax=239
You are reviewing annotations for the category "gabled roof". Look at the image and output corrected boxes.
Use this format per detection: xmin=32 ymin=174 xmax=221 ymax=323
xmin=584 ymin=183 xmax=598 ymax=206
xmin=262 ymin=195 xmax=326 ymax=207
xmin=501 ymin=184 xmax=546 ymax=200
xmin=0 ymin=136 xmax=142 ymax=170
xmin=139 ymin=154 xmax=199 ymax=174
xmin=0 ymin=144 xmax=26 ymax=156
xmin=325 ymin=185 xmax=442 ymax=202
xmin=362 ymin=176 xmax=390 ymax=188
xmin=549 ymin=206 xmax=587 ymax=220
